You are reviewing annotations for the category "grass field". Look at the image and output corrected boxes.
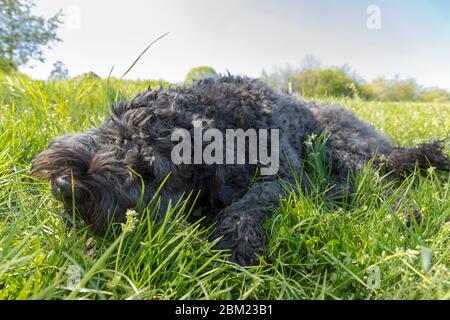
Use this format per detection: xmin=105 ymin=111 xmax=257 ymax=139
xmin=0 ymin=73 xmax=449 ymax=300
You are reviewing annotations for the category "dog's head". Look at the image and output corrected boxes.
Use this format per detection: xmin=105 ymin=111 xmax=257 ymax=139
xmin=31 ymin=132 xmax=144 ymax=234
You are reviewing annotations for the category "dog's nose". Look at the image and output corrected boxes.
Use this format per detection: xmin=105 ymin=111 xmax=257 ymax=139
xmin=54 ymin=176 xmax=73 ymax=197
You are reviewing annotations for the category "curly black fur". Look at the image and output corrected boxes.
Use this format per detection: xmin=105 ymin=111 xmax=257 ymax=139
xmin=31 ymin=76 xmax=449 ymax=265
xmin=383 ymin=141 xmax=449 ymax=176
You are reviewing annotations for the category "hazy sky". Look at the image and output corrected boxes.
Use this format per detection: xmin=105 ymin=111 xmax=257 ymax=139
xmin=22 ymin=0 xmax=450 ymax=89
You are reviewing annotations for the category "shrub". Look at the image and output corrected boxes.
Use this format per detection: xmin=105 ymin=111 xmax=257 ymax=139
xmin=360 ymin=78 xmax=418 ymax=101
xmin=294 ymin=69 xmax=361 ymax=98
xmin=417 ymin=88 xmax=450 ymax=102
xmin=185 ymin=66 xmax=218 ymax=85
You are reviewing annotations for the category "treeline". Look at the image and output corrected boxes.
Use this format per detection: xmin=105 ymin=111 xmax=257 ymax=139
xmin=3 ymin=56 xmax=449 ymax=103
xmin=261 ymin=57 xmax=450 ymax=102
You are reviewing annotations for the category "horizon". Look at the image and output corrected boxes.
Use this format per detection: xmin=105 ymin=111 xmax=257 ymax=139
xmin=19 ymin=0 xmax=450 ymax=90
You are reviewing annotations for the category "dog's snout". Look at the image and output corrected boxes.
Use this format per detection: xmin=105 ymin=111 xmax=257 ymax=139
xmin=53 ymin=176 xmax=73 ymax=197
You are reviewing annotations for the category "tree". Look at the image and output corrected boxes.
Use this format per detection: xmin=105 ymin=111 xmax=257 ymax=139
xmin=48 ymin=60 xmax=69 ymax=80
xmin=261 ymin=64 xmax=298 ymax=92
xmin=185 ymin=66 xmax=218 ymax=85
xmin=0 ymin=0 xmax=63 ymax=69
xmin=300 ymin=54 xmax=322 ymax=70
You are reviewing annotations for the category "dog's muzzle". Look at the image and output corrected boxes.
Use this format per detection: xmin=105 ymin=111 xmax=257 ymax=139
xmin=52 ymin=176 xmax=73 ymax=201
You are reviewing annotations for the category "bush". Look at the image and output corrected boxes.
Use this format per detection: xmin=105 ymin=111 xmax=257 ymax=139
xmin=417 ymin=88 xmax=450 ymax=102
xmin=361 ymin=78 xmax=418 ymax=101
xmin=294 ymin=69 xmax=361 ymax=98
xmin=72 ymin=71 xmax=102 ymax=80
xmin=185 ymin=66 xmax=218 ymax=85
xmin=260 ymin=57 xmax=450 ymax=102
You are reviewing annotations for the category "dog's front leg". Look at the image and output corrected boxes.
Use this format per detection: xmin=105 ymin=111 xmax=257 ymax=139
xmin=213 ymin=180 xmax=284 ymax=266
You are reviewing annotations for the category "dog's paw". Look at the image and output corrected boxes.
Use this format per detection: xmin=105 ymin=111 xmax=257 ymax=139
xmin=214 ymin=212 xmax=267 ymax=266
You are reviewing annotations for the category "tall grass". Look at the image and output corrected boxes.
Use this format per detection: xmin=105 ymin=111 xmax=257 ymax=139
xmin=0 ymin=73 xmax=448 ymax=299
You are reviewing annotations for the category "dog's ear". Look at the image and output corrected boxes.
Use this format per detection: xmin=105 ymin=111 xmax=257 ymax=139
xmin=31 ymin=133 xmax=97 ymax=180
xmin=30 ymin=149 xmax=63 ymax=180
xmin=31 ymin=146 xmax=92 ymax=179
xmin=30 ymin=159 xmax=52 ymax=180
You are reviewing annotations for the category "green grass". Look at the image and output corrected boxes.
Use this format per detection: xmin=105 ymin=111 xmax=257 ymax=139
xmin=0 ymin=73 xmax=449 ymax=300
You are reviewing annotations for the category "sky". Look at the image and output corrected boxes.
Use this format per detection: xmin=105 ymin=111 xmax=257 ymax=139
xmin=21 ymin=0 xmax=450 ymax=89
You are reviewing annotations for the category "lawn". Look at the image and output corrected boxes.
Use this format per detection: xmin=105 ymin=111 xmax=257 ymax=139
xmin=0 ymin=73 xmax=449 ymax=300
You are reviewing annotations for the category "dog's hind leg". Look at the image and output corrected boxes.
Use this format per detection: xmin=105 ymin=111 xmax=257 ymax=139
xmin=213 ymin=180 xmax=284 ymax=266
xmin=308 ymin=103 xmax=449 ymax=228
xmin=379 ymin=141 xmax=449 ymax=229
xmin=381 ymin=141 xmax=449 ymax=176
xmin=309 ymin=103 xmax=450 ymax=176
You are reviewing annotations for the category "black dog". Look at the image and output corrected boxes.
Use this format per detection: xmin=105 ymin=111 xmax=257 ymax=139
xmin=31 ymin=77 xmax=449 ymax=266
